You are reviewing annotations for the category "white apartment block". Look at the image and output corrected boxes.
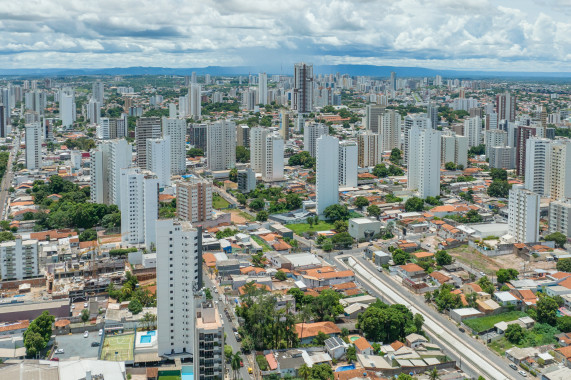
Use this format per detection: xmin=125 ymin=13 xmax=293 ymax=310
xmin=92 ymin=81 xmax=104 ymax=104
xmin=0 ymin=238 xmax=39 ymax=281
xmin=120 ymin=167 xmax=159 ymax=249
xmin=262 ymin=132 xmax=284 ymax=182
xmin=464 ymin=116 xmax=482 ymax=148
xmin=380 ymin=109 xmax=401 ymax=152
xmin=441 ymin=134 xmax=468 ymax=168
xmin=176 ymin=178 xmax=213 ymax=224
xmin=548 ymin=200 xmax=571 ymax=236
xmin=146 ymin=137 xmax=172 ymax=188
xmin=90 ymin=143 xmax=110 ymax=204
xmin=403 ymin=115 xmax=430 ymax=165
xmin=546 ymin=141 xmax=571 ymax=200
xmin=156 ymin=219 xmax=202 ymax=357
xmin=489 ymin=146 xmax=516 ymax=170
xmin=87 ymin=98 xmax=101 ymax=125
xmin=303 ymin=123 xmax=328 ymax=157
xmin=25 ymin=122 xmax=42 ymax=170
xmin=60 ymin=92 xmax=76 ymax=128
xmin=250 ymin=127 xmax=265 ymax=172
xmin=190 ymin=84 xmax=202 ymax=119
xmin=258 ymin=73 xmax=268 ymax=105
xmin=408 ymin=127 xmax=441 ymax=198
xmin=237 ymin=168 xmax=256 ymax=193
xmin=508 ymin=185 xmax=540 ymax=243
xmin=357 ymin=131 xmax=382 ymax=168
xmin=484 ymin=129 xmax=507 ymax=156
xmin=195 ymin=302 xmax=225 ymax=380
xmin=162 ymin=117 xmax=187 ymax=175
xmin=339 ymin=141 xmax=358 ymax=188
xmin=524 ymin=138 xmax=551 ymax=196
xmin=316 ymin=135 xmax=339 ymax=216
xmin=206 ymin=120 xmax=236 ymax=171
xmin=108 ymin=139 xmax=132 ymax=207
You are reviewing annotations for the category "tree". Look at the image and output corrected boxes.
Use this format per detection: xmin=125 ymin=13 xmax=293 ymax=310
xmin=392 ymin=249 xmax=410 ymax=265
xmin=285 ymin=193 xmax=302 ymax=210
xmin=468 ymin=144 xmax=485 ymax=156
xmin=372 ymin=164 xmax=389 ymax=178
xmin=79 ymin=229 xmax=97 ymax=242
xmin=231 ymin=352 xmax=242 ymax=380
xmin=557 ymin=316 xmax=571 ymax=333
xmin=487 ymin=180 xmax=511 ymax=198
xmin=367 ymin=204 xmax=381 ymax=218
xmin=81 ymin=308 xmax=90 ymax=324
xmin=414 ymin=313 xmax=424 ymax=333
xmin=545 ymin=232 xmax=567 ymax=248
xmin=313 ymin=331 xmax=330 ymax=345
xmin=307 ymin=216 xmax=315 ymax=227
xmin=334 ymin=220 xmax=348 ymax=233
xmin=312 ymin=289 xmax=344 ymax=321
xmin=331 ymin=232 xmax=353 ymax=248
xmin=187 ymin=148 xmax=204 ymax=157
xmin=311 ymin=363 xmax=333 ymax=380
xmin=275 ymin=270 xmax=287 ymax=281
xmin=397 ymin=375 xmax=414 ymax=380
xmin=390 ymin=148 xmax=402 ymax=164
xmin=322 ymin=241 xmax=333 ymax=252
xmin=434 ymin=284 xmax=462 ymax=312
xmin=496 ymin=269 xmax=519 ymax=284
xmin=424 ymin=291 xmax=432 ymax=303
xmin=236 ymin=193 xmax=247 ymax=206
xmin=23 ymin=331 xmax=45 ymax=357
xmin=249 ymin=198 xmax=265 ymax=211
xmin=128 ymin=299 xmax=143 ymax=314
xmin=299 ymin=364 xmax=312 ymax=380
xmin=323 ymin=204 xmax=350 ymax=221
xmin=256 ymin=210 xmax=269 ymax=222
xmin=141 ymin=312 xmax=157 ymax=330
xmin=23 ymin=311 xmax=54 ymax=357
xmin=358 ymin=301 xmax=416 ymax=343
xmin=445 ymin=162 xmax=456 ymax=170
xmin=405 ymin=197 xmax=424 ymax=212
xmin=346 ymin=345 xmax=357 ymax=363
xmin=428 ymin=367 xmax=440 ymax=380
xmin=477 ymin=276 xmax=495 ymax=295
xmin=536 ymin=295 xmax=559 ymax=325
xmin=236 ymin=146 xmax=250 ymax=163
xmin=224 ymin=345 xmax=233 ymax=361
xmin=435 ymin=250 xmax=453 ymax=266
xmin=556 ymin=258 xmax=571 ymax=272
xmin=490 ymin=168 xmax=508 ymax=181
xmin=353 ymin=196 xmax=369 ymax=208
xmin=505 ymin=323 xmax=525 ymax=344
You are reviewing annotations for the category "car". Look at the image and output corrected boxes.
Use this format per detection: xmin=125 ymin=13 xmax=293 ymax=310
xmin=50 ymin=357 xmax=59 ymax=362
xmin=83 ymin=331 xmax=89 ymax=338
xmin=71 ymin=304 xmax=75 ymax=309
xmin=518 ymin=370 xmax=527 ymax=377
xmin=55 ymin=348 xmax=64 ymax=354
xmin=99 ymin=329 xmax=103 ymax=336
xmin=91 ymin=342 xmax=100 ymax=347
xmin=248 ymin=367 xmax=253 ymax=374
xmin=214 ymin=288 xmax=218 ymax=293
xmin=458 ymin=327 xmax=465 ymax=333
xmin=509 ymin=363 xmax=517 ymax=370
xmin=240 ymin=361 xmax=244 ymax=367
xmin=84 ymin=302 xmax=88 ymax=308
xmin=232 ymin=327 xmax=237 ymax=333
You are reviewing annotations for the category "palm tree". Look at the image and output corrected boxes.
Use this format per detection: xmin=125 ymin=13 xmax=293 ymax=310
xmin=428 ymin=367 xmax=440 ymax=380
xmin=299 ymin=364 xmax=311 ymax=380
xmin=231 ymin=352 xmax=242 ymax=380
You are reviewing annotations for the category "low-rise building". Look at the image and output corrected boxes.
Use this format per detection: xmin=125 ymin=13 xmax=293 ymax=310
xmin=348 ymin=218 xmax=381 ymax=240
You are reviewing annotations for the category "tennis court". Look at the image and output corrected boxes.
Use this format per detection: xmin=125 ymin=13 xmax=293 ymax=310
xmin=100 ymin=333 xmax=135 ymax=361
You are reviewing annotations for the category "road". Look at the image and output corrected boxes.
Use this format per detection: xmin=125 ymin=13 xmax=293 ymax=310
xmin=0 ymin=134 xmax=19 ymax=220
xmin=334 ymin=253 xmax=524 ymax=380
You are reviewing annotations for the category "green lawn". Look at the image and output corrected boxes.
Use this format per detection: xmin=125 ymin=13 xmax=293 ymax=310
xmin=464 ymin=311 xmax=528 ymax=333
xmin=288 ymin=221 xmax=336 ymax=235
xmin=251 ymin=235 xmax=272 ymax=252
xmin=213 ymin=194 xmax=230 ymax=209
xmin=489 ymin=323 xmax=560 ymax=356
xmin=158 ymin=376 xmax=181 ymax=380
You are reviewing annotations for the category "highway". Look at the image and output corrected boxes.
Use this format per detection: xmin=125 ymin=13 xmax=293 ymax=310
xmin=334 ymin=253 xmax=523 ymax=380
xmin=0 ymin=134 xmax=19 ymax=220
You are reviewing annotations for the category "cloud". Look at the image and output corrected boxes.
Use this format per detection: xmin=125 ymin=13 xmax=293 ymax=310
xmin=0 ymin=0 xmax=570 ymax=71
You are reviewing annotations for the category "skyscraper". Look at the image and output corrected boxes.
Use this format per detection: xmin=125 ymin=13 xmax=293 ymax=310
xmin=496 ymin=92 xmax=516 ymax=122
xmin=303 ymin=123 xmax=328 ymax=157
xmin=380 ymin=109 xmax=401 ymax=152
xmin=0 ymin=104 xmax=6 ymax=138
xmin=162 ymin=117 xmax=187 ymax=175
xmin=366 ymin=105 xmax=384 ymax=133
xmin=25 ymin=122 xmax=42 ymax=170
xmin=206 ymin=120 xmax=236 ymax=171
xmin=189 ymin=123 xmax=208 ymax=153
xmin=545 ymin=141 xmax=571 ymax=200
xmin=389 ymin=71 xmax=396 ymax=91
xmin=403 ymin=115 xmax=430 ymax=165
xmin=136 ymin=117 xmax=162 ymax=168
xmin=176 ymin=178 xmax=213 ymax=224
xmin=408 ymin=127 xmax=441 ymax=198
xmin=90 ymin=139 xmax=132 ymax=206
xmin=146 ymin=137 xmax=172 ymax=188
xmin=259 ymin=73 xmax=268 ymax=105
xmin=516 ymin=126 xmax=537 ymax=176
xmin=338 ymin=141 xmax=358 ymax=188
xmin=441 ymin=135 xmax=468 ymax=169
xmin=279 ymin=112 xmax=290 ymax=141
xmin=484 ymin=129 xmax=507 ymax=156
xmin=262 ymin=132 xmax=284 ymax=182
xmin=427 ymin=102 xmax=439 ymax=129
xmin=87 ymin=97 xmax=101 ymax=125
xmin=237 ymin=125 xmax=250 ymax=148
xmin=92 ymin=81 xmax=104 ymax=104
xmin=316 ymin=135 xmax=339 ymax=216
xmin=156 ymin=219 xmax=201 ymax=357
xmin=464 ymin=116 xmax=482 ymax=148
xmin=59 ymin=92 xmax=75 ymax=128
xmin=90 ymin=143 xmax=110 ymax=204
xmin=293 ymin=63 xmax=313 ymax=113
xmin=524 ymin=138 xmax=551 ymax=196
xmin=357 ymin=131 xmax=382 ymax=168
xmin=508 ymin=185 xmax=539 ymax=243
xmin=190 ymin=84 xmax=202 ymax=119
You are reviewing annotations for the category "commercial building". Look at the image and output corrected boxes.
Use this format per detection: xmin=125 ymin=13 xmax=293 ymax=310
xmin=316 ymin=135 xmax=339 ymax=216
xmin=348 ymin=218 xmax=382 ymax=240
xmin=25 ymin=122 xmax=42 ymax=170
xmin=162 ymin=117 xmax=187 ymax=175
xmin=206 ymin=120 xmax=236 ymax=171
xmin=508 ymin=185 xmax=540 ymax=243
xmin=0 ymin=238 xmax=39 ymax=281
xmin=408 ymin=127 xmax=441 ymax=198
xmin=339 ymin=141 xmax=358 ymax=188
xmin=136 ymin=117 xmax=162 ymax=168
xmin=176 ymin=178 xmax=213 ymax=224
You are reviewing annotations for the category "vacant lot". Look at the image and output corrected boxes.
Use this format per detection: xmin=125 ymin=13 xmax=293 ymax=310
xmin=213 ymin=193 xmax=230 ymax=209
xmin=464 ymin=311 xmax=528 ymax=333
xmin=288 ymin=221 xmax=335 ymax=235
xmin=448 ymin=245 xmax=501 ymax=275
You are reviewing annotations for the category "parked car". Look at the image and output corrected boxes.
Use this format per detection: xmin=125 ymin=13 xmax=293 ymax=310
xmin=55 ymin=348 xmax=64 ymax=354
xmin=518 ymin=370 xmax=527 ymax=377
xmin=91 ymin=342 xmax=100 ymax=347
xmin=99 ymin=329 xmax=103 ymax=336
xmin=83 ymin=331 xmax=89 ymax=338
xmin=509 ymin=363 xmax=517 ymax=370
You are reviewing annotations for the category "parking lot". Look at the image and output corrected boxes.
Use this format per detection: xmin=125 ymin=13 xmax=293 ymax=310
xmin=54 ymin=331 xmax=101 ymax=359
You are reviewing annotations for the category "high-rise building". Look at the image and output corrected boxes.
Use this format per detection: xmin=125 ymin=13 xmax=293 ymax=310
xmin=293 ymin=63 xmax=313 ymax=113
xmin=156 ymin=219 xmax=202 ymax=357
xmin=389 ymin=71 xmax=396 ymax=91
xmin=485 ymin=129 xmax=507 ymax=156
xmin=60 ymin=92 xmax=76 ymax=128
xmin=237 ymin=125 xmax=250 ymax=148
xmin=190 ymin=84 xmax=202 ymax=119
xmin=90 ymin=143 xmax=110 ymax=204
xmin=303 ymin=123 xmax=328 ymax=157
xmin=120 ymin=167 xmax=159 ymax=248
xmin=237 ymin=167 xmax=256 ymax=193
xmin=146 ymin=137 xmax=172 ymax=188
xmin=262 ymin=132 xmax=284 ymax=182
xmin=136 ymin=117 xmax=162 ymax=168
xmin=464 ymin=116 xmax=482 ymax=148
xmin=489 ymin=146 xmax=516 ymax=170
xmin=524 ymin=138 xmax=551 ymax=196
xmin=366 ymin=105 xmax=384 ymax=133
xmin=0 ymin=238 xmax=39 ymax=281
xmin=516 ymin=126 xmax=537 ymax=176
xmin=176 ymin=178 xmax=213 ymax=224
xmin=408 ymin=127 xmax=441 ymax=198
xmin=279 ymin=112 xmax=290 ymax=141
xmin=92 ymin=81 xmax=104 ymax=104
xmin=189 ymin=123 xmax=208 ymax=153
xmin=508 ymin=185 xmax=539 ymax=243
xmin=195 ymin=302 xmax=225 ymax=380
xmin=250 ymin=127 xmax=265 ymax=172
xmin=162 ymin=117 xmax=187 ymax=175
xmin=25 ymin=122 xmax=42 ymax=170
xmin=259 ymin=73 xmax=268 ymax=105
xmin=206 ymin=120 xmax=236 ymax=171
xmin=108 ymin=139 xmax=132 ymax=207
xmin=316 ymin=135 xmax=339 ymax=216
xmin=486 ymin=111 xmax=498 ymax=130
xmin=403 ymin=115 xmax=430 ymax=165
xmin=548 ymin=200 xmax=571 ymax=236
xmin=339 ymin=141 xmax=358 ymax=188
xmin=0 ymin=104 xmax=6 ymax=138
xmin=87 ymin=98 xmax=101 ymax=125
xmin=357 ymin=131 xmax=382 ymax=168
xmin=546 ymin=141 xmax=571 ymax=200
xmin=441 ymin=135 xmax=468 ymax=168
xmin=380 ymin=109 xmax=401 ymax=152
xmin=496 ymin=92 xmax=516 ymax=122
xmin=427 ymin=102 xmax=439 ymax=129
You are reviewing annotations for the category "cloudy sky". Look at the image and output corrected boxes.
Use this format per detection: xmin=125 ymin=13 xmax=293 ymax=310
xmin=1 ymin=0 xmax=571 ymax=71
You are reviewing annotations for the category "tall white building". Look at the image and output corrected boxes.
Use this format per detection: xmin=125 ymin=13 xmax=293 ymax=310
xmin=484 ymin=129 xmax=507 ymax=156
xmin=316 ymin=135 xmax=339 ymax=216
xmin=120 ymin=167 xmax=159 ymax=249
xmin=90 ymin=143 xmax=110 ymax=204
xmin=545 ymin=141 xmax=571 ymax=201
xmin=548 ymin=200 xmax=571 ymax=236
xmin=303 ymin=123 xmax=328 ymax=157
xmin=427 ymin=102 xmax=439 ymax=129
xmin=206 ymin=120 xmax=236 ymax=171
xmin=408 ymin=127 xmax=441 ymax=198
xmin=441 ymin=134 xmax=468 ymax=168
xmin=60 ymin=92 xmax=75 ymax=128
xmin=262 ymin=132 xmax=284 ymax=182
xmin=146 ymin=137 xmax=172 ymax=188
xmin=339 ymin=141 xmax=358 ymax=188
xmin=403 ymin=115 xmax=430 ymax=165
xmin=92 ymin=81 xmax=104 ymax=104
xmin=0 ymin=238 xmax=39 ymax=281
xmin=508 ymin=185 xmax=540 ymax=243
xmin=162 ymin=117 xmax=186 ymax=175
xmin=380 ymin=109 xmax=401 ymax=152
xmin=366 ymin=105 xmax=384 ymax=133
xmin=464 ymin=116 xmax=482 ymax=148
xmin=108 ymin=139 xmax=132 ymax=207
xmin=176 ymin=178 xmax=213 ymax=223
xmin=524 ymin=138 xmax=551 ymax=196
xmin=250 ymin=127 xmax=265 ymax=172
xmin=258 ymin=73 xmax=268 ymax=105
xmin=87 ymin=97 xmax=101 ymax=125
xmin=190 ymin=84 xmax=201 ymax=119
xmin=156 ymin=219 xmax=201 ymax=357
xmin=357 ymin=131 xmax=382 ymax=168
xmin=25 ymin=122 xmax=42 ymax=170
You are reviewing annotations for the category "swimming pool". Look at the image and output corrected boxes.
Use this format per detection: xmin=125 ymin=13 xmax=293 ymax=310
xmin=140 ymin=335 xmax=151 ymax=344
xmin=146 ymin=330 xmax=156 ymax=336
xmin=335 ymin=364 xmax=356 ymax=372
xmin=181 ymin=365 xmax=194 ymax=380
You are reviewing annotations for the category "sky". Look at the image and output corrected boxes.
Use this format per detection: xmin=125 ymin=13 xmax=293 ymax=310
xmin=1 ymin=0 xmax=571 ymax=72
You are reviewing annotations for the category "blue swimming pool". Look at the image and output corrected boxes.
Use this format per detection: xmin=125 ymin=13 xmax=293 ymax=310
xmin=335 ymin=364 xmax=356 ymax=372
xmin=140 ymin=335 xmax=151 ymax=344
xmin=147 ymin=330 xmax=156 ymax=336
xmin=181 ymin=365 xmax=194 ymax=380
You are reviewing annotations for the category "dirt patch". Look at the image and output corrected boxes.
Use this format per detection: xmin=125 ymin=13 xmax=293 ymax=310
xmin=448 ymin=244 xmax=501 ymax=274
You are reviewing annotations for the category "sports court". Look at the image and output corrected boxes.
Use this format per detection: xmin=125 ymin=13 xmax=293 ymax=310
xmin=100 ymin=333 xmax=135 ymax=361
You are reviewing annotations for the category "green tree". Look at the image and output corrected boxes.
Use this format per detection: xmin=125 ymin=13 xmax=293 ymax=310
xmin=435 ymin=250 xmax=453 ymax=266
xmin=427 ymin=367 xmax=440 ymax=380
xmin=477 ymin=276 xmax=495 ymax=295
xmin=353 ymin=196 xmax=369 ymax=208
xmin=490 ymin=168 xmax=508 ymax=181
xmin=487 ymin=180 xmax=511 ymax=198
xmin=536 ymin=295 xmax=559 ymax=325
xmin=323 ymin=204 xmax=350 ymax=221
xmin=285 ymin=193 xmax=302 ymax=210
xmin=312 ymin=331 xmax=330 ymax=345
xmin=358 ymin=301 xmax=415 ymax=343
xmin=545 ymin=232 xmax=567 ymax=248
xmin=249 ymin=198 xmax=265 ymax=211
xmin=187 ymin=148 xmax=204 ymax=157
xmin=236 ymin=145 xmax=250 ymax=163
xmin=405 ymin=197 xmax=424 ymax=212
xmin=229 ymin=168 xmax=238 ymax=182
xmin=414 ymin=313 xmax=424 ymax=333
xmin=256 ymin=210 xmax=269 ymax=221
xmin=312 ymin=289 xmax=344 ymax=321
xmin=334 ymin=220 xmax=348 ymax=233
xmin=557 ymin=316 xmax=571 ymax=332
xmin=390 ymin=148 xmax=402 ymax=164
xmin=434 ymin=284 xmax=462 ymax=312
xmin=372 ymin=164 xmax=389 ymax=178
xmin=331 ymin=232 xmax=353 ymax=248
xmin=505 ymin=323 xmax=525 ymax=344
xmin=275 ymin=270 xmax=287 ymax=281
xmin=128 ymin=299 xmax=143 ymax=314
xmin=444 ymin=162 xmax=456 ymax=170
xmin=224 ymin=345 xmax=233 ymax=361
xmin=392 ymin=249 xmax=410 ymax=265
xmin=236 ymin=193 xmax=247 ymax=206
xmin=231 ymin=352 xmax=242 ymax=380
xmin=556 ymin=258 xmax=571 ymax=272
xmin=81 ymin=308 xmax=90 ymax=324
xmin=307 ymin=216 xmax=315 ymax=227
xmin=496 ymin=268 xmax=519 ymax=284
xmin=311 ymin=363 xmax=333 ymax=380
xmin=79 ymin=229 xmax=97 ymax=242
xmin=23 ymin=311 xmax=55 ymax=357
xmin=367 ymin=204 xmax=381 ymax=218
xmin=346 ymin=345 xmax=357 ymax=363
xmin=299 ymin=364 xmax=312 ymax=380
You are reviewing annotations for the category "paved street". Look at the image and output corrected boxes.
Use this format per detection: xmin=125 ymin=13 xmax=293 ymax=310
xmin=0 ymin=134 xmax=19 ymax=220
